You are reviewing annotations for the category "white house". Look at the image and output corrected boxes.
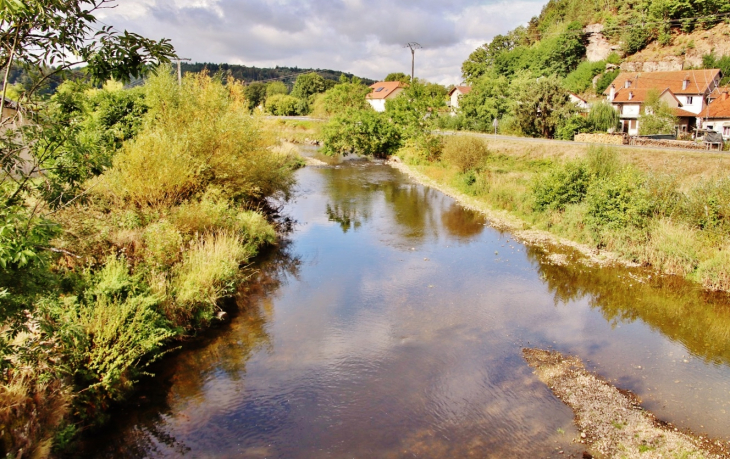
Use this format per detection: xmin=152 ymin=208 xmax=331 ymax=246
xmin=605 ymin=69 xmax=722 ymax=135
xmin=569 ymin=92 xmax=589 ymax=111
xmin=448 ymin=85 xmax=472 ymax=111
xmin=366 ymin=81 xmax=405 ymax=112
xmin=698 ymin=91 xmax=730 ymax=140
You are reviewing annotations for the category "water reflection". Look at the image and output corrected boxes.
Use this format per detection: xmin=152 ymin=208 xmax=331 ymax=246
xmin=530 ymin=245 xmax=730 ymax=365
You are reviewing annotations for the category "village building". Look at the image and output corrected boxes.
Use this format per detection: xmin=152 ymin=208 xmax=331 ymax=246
xmin=366 ymin=81 xmax=405 ymax=112
xmin=569 ymin=92 xmax=589 ymax=111
xmin=698 ymin=91 xmax=730 ymax=140
xmin=605 ymin=69 xmax=721 ymax=136
xmin=448 ymin=85 xmax=471 ymax=111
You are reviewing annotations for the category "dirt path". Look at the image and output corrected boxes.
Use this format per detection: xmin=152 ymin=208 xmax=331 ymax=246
xmin=523 ymin=348 xmax=729 ymax=459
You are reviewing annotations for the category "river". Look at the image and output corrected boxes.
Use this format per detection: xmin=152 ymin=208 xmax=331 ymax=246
xmin=86 ymin=150 xmax=730 ymax=458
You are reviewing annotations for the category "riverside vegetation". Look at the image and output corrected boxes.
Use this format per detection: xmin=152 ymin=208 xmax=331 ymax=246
xmin=0 ymin=69 xmax=299 ymax=457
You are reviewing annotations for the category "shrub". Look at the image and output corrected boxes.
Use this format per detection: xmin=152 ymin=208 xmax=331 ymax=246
xmin=169 ymin=232 xmax=254 ymax=326
xmin=555 ymin=114 xmax=591 ymax=140
xmin=587 ymin=101 xmax=620 ymax=132
xmin=321 ymin=109 xmax=402 ymax=157
xmin=143 ymin=220 xmax=183 ymax=269
xmin=586 ymin=167 xmax=654 ymax=231
xmin=680 ymin=177 xmax=730 ymax=232
xmin=266 ymin=94 xmax=307 ymax=116
xmin=441 ymin=135 xmax=490 ymax=172
xmin=584 ymin=145 xmax=620 ymax=179
xmin=533 ymin=161 xmax=591 ymax=210
xmin=596 ymin=69 xmax=620 ymax=94
xmin=564 ymin=60 xmax=606 ymax=94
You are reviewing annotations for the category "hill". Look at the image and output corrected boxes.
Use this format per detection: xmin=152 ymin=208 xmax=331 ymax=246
xmin=180 ymin=63 xmax=376 ymax=88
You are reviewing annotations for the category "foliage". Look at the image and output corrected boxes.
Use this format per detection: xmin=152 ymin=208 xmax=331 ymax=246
xmin=702 ymin=53 xmax=730 ymax=85
xmin=266 ymin=81 xmax=288 ymax=97
xmin=244 ymin=82 xmax=267 ymax=111
xmin=587 ymin=101 xmax=621 ymax=132
xmin=586 ymin=167 xmax=654 ymax=231
xmin=384 ymin=72 xmax=411 ymax=84
xmin=180 ymin=62 xmax=375 ymax=87
xmin=458 ymin=74 xmax=511 ymax=130
xmin=318 ymin=76 xmax=371 ymax=116
xmin=385 ymin=80 xmax=445 ymax=140
xmin=266 ymin=94 xmax=307 ymax=116
xmin=533 ymin=161 xmax=591 ymax=210
xmin=638 ymin=90 xmax=678 ymax=135
xmin=103 ymin=69 xmax=298 ymax=208
xmin=595 ymin=68 xmax=621 ymax=94
xmin=321 ymin=109 xmax=401 ymax=158
xmin=564 ymin=60 xmax=607 ymax=94
xmin=290 ymin=72 xmax=328 ymax=101
xmin=441 ymin=136 xmax=490 ymax=173
xmin=555 ymin=114 xmax=592 ymax=140
xmin=513 ymin=75 xmax=578 ymax=138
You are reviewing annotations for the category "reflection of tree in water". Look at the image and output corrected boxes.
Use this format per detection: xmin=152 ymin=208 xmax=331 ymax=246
xmin=382 ymin=183 xmax=439 ymax=240
xmin=83 ymin=243 xmax=301 ymax=458
xmin=525 ymin=245 xmax=730 ymax=365
xmin=440 ymin=203 xmax=486 ymax=241
xmin=322 ymin=167 xmax=374 ymax=232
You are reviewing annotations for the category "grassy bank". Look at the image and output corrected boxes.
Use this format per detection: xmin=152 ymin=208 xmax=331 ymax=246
xmin=0 ymin=71 xmax=300 ymax=457
xmin=394 ymin=134 xmax=730 ymax=292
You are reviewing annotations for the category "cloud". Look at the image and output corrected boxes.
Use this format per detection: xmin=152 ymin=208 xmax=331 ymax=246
xmin=98 ymin=0 xmax=545 ymax=84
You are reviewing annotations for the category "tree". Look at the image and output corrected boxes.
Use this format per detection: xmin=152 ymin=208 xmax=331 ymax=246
xmin=266 ymin=81 xmax=288 ymax=97
xmin=513 ymin=75 xmax=577 ymax=138
xmin=587 ymin=101 xmax=621 ymax=132
xmin=266 ymin=94 xmax=306 ymax=116
xmin=385 ymin=72 xmax=410 ymax=84
xmin=291 ymin=72 xmax=327 ymax=100
xmin=244 ymin=82 xmax=267 ymax=111
xmin=385 ymin=80 xmax=445 ymax=140
xmin=321 ymin=109 xmax=401 ymax=158
xmin=319 ymin=76 xmax=371 ymax=116
xmin=638 ymin=90 xmax=677 ymax=135
xmin=458 ymin=74 xmax=511 ymax=130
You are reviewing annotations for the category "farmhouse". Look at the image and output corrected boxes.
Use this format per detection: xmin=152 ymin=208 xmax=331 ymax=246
xmin=366 ymin=81 xmax=405 ymax=112
xmin=605 ymin=69 xmax=721 ymax=136
xmin=698 ymin=91 xmax=730 ymax=140
xmin=448 ymin=85 xmax=472 ymax=111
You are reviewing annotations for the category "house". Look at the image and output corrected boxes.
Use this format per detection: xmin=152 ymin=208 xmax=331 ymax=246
xmin=569 ymin=92 xmax=589 ymax=111
xmin=605 ymin=69 xmax=722 ymax=136
xmin=1 ymin=97 xmax=18 ymax=123
xmin=366 ymin=81 xmax=405 ymax=112
xmin=448 ymin=85 xmax=471 ymax=111
xmin=698 ymin=91 xmax=730 ymax=140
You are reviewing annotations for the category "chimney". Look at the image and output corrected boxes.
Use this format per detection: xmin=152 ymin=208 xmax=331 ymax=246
xmin=628 ymin=91 xmax=633 ymax=100
xmin=682 ymin=75 xmax=690 ymax=90
xmin=723 ymin=92 xmax=729 ymax=101
xmin=625 ymin=80 xmax=631 ymax=89
xmin=609 ymin=84 xmax=615 ymax=101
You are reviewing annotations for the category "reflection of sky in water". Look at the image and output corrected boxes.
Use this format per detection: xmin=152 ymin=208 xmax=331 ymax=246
xmin=89 ymin=161 xmax=730 ymax=458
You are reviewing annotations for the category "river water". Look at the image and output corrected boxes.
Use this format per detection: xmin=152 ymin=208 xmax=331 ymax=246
xmin=88 ymin=152 xmax=730 ymax=458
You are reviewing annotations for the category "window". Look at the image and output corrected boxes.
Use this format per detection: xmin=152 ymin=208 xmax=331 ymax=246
xmin=686 ymin=96 xmax=693 ymax=105
xmin=724 ymin=126 xmax=730 ymax=137
xmin=375 ymin=87 xmax=384 ymax=92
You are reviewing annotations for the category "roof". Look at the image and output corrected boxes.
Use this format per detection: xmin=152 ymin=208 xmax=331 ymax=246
xmin=604 ymin=69 xmax=721 ymax=96
xmin=366 ymin=81 xmax=404 ymax=100
xmin=448 ymin=85 xmax=472 ymax=96
xmin=568 ymin=92 xmax=588 ymax=103
xmin=673 ymin=107 xmax=697 ymax=118
xmin=611 ymin=87 xmax=680 ymax=105
xmin=699 ymin=93 xmax=730 ymax=119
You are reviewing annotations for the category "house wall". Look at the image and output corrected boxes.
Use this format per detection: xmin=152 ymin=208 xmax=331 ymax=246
xmin=621 ymin=104 xmax=640 ymax=117
xmin=450 ymin=90 xmax=462 ymax=110
xmin=367 ymin=99 xmax=386 ymax=112
xmin=677 ymin=95 xmax=703 ymax=114
xmin=701 ymin=118 xmax=730 ymax=140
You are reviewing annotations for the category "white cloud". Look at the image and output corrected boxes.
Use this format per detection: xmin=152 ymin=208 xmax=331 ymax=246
xmin=98 ymin=0 xmax=545 ymax=84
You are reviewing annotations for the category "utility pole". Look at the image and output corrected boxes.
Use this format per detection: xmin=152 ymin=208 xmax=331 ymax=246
xmin=404 ymin=42 xmax=422 ymax=82
xmin=171 ymin=57 xmax=191 ymax=85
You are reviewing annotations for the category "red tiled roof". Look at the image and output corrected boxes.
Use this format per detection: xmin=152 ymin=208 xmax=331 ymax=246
xmin=604 ymin=69 xmax=721 ymax=96
xmin=699 ymin=93 xmax=730 ymax=119
xmin=366 ymin=81 xmax=404 ymax=100
xmin=673 ymin=107 xmax=697 ymax=118
xmin=611 ymin=87 xmax=680 ymax=105
xmin=448 ymin=85 xmax=471 ymax=96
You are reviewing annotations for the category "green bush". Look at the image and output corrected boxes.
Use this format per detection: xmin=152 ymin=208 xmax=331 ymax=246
xmin=596 ymin=69 xmax=620 ymax=94
xmin=143 ymin=220 xmax=183 ymax=269
xmin=564 ymin=60 xmax=606 ymax=94
xmin=266 ymin=94 xmax=307 ymax=116
xmin=584 ymin=145 xmax=620 ymax=179
xmin=587 ymin=101 xmax=620 ymax=132
xmin=555 ymin=114 xmax=592 ymax=140
xmin=586 ymin=167 xmax=654 ymax=231
xmin=441 ymin=135 xmax=490 ymax=172
xmin=533 ymin=161 xmax=591 ymax=210
xmin=321 ymin=109 xmax=402 ymax=157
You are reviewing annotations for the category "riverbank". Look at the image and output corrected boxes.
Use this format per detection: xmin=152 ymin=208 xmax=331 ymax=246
xmin=389 ymin=134 xmax=730 ymax=292
xmin=523 ymin=348 xmax=729 ymax=458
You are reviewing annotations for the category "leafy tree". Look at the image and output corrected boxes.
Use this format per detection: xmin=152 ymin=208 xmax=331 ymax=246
xmin=564 ymin=60 xmax=606 ymax=94
xmin=596 ymin=68 xmax=621 ymax=94
xmin=587 ymin=101 xmax=621 ymax=132
xmin=244 ymin=82 xmax=267 ymax=111
xmin=291 ymin=72 xmax=327 ymax=100
xmin=638 ymin=89 xmax=677 ymax=135
xmin=543 ymin=22 xmax=586 ymax=77
xmin=319 ymin=76 xmax=371 ymax=116
xmin=461 ymin=28 xmax=526 ymax=82
xmin=321 ymin=109 xmax=401 ymax=158
xmin=385 ymin=80 xmax=445 ymax=140
xmin=266 ymin=94 xmax=306 ymax=116
xmin=385 ymin=72 xmax=411 ymax=84
xmin=266 ymin=81 xmax=288 ymax=97
xmin=513 ymin=75 xmax=578 ymax=138
xmin=556 ymin=114 xmax=593 ymax=140
xmin=702 ymin=53 xmax=730 ymax=85
xmin=458 ymin=74 xmax=511 ymax=131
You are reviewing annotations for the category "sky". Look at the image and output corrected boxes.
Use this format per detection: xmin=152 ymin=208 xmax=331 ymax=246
xmin=98 ymin=0 xmax=546 ymax=85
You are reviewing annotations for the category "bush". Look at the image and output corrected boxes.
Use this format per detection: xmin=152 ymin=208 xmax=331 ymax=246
xmin=564 ymin=60 xmax=606 ymax=94
xmin=321 ymin=109 xmax=402 ymax=157
xmin=555 ymin=114 xmax=592 ymax=140
xmin=586 ymin=167 xmax=654 ymax=231
xmin=441 ymin=135 xmax=490 ymax=172
xmin=596 ymin=69 xmax=620 ymax=94
xmin=587 ymin=101 xmax=620 ymax=132
xmin=533 ymin=161 xmax=591 ymax=210
xmin=266 ymin=94 xmax=307 ymax=116
xmin=100 ymin=70 xmax=297 ymax=208
xmin=143 ymin=221 xmax=183 ymax=269
xmin=584 ymin=145 xmax=620 ymax=179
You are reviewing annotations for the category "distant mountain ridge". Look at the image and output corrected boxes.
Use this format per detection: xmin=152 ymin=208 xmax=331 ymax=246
xmin=181 ymin=63 xmax=376 ymax=87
